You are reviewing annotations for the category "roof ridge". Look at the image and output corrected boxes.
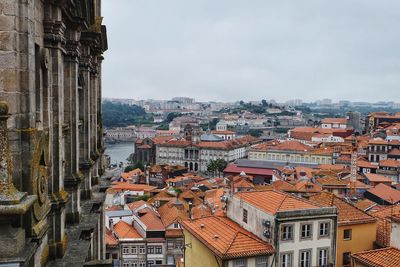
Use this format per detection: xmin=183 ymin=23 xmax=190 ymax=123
xmin=224 ymin=231 xmax=240 ymax=254
xmin=276 ymin=193 xmax=289 ymax=213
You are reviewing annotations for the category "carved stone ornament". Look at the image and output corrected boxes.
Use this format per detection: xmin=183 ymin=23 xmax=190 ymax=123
xmin=0 ymin=102 xmax=27 ymax=204
xmin=31 ymin=130 xmax=51 ymax=221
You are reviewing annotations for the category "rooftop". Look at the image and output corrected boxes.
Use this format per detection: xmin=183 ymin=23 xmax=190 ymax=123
xmin=234 ymin=190 xmax=322 ymax=215
xmin=352 ymin=247 xmax=400 ymax=267
xmin=367 ymin=183 xmax=400 ymax=204
xmin=309 ymin=192 xmax=376 ymax=226
xmin=182 ymin=216 xmax=274 ymax=260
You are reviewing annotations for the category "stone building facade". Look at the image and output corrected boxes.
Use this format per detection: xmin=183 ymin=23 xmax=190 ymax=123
xmin=0 ymin=0 xmax=108 ymax=266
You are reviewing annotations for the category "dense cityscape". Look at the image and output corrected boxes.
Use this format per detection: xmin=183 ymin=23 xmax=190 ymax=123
xmin=1 ymin=0 xmax=400 ymax=267
xmin=101 ymin=97 xmax=400 ymax=267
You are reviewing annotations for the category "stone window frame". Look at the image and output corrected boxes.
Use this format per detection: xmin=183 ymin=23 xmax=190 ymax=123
xmin=318 ymin=221 xmax=331 ymax=239
xmin=299 ymin=222 xmax=313 ymax=241
xmin=256 ymin=255 xmax=268 ymax=267
xmin=317 ymin=247 xmax=330 ymax=267
xmin=233 ymin=258 xmax=247 ymax=267
xmin=280 ymin=251 xmax=294 ymax=267
xmin=280 ymin=223 xmax=294 ymax=242
xmin=298 ymin=249 xmax=312 ymax=267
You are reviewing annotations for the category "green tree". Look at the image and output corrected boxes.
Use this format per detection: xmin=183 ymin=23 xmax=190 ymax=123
xmin=249 ymin=129 xmax=263 ymax=138
xmin=124 ymin=161 xmax=145 ymax=172
xmin=207 ymin=159 xmax=228 ymax=177
xmin=261 ymin=99 xmax=268 ymax=106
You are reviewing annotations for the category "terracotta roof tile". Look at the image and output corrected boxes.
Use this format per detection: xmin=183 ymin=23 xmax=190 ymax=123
xmin=157 ymin=201 xmax=188 ymax=227
xmin=364 ymin=173 xmax=393 ymax=183
xmin=182 ymin=216 xmax=274 ymax=260
xmin=105 ymin=228 xmax=118 ymax=246
xmin=352 ymin=247 xmax=400 ymax=267
xmin=111 ymin=182 xmax=157 ymax=192
xmin=137 ymin=208 xmax=165 ymax=231
xmin=354 ymin=199 xmax=378 ymax=212
xmin=235 ymin=190 xmax=321 ymax=215
xmin=379 ymin=159 xmax=400 ymax=168
xmin=113 ymin=221 xmax=142 ymax=239
xmin=309 ymin=192 xmax=376 ymax=226
xmin=321 ymin=118 xmax=347 ymax=124
xmin=165 ymin=229 xmax=184 ymax=238
xmin=367 ymin=183 xmax=400 ymax=204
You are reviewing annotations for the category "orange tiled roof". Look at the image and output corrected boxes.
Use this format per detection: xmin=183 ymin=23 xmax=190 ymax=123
xmin=370 ymin=205 xmax=400 ymax=247
xmin=368 ymin=138 xmax=388 ymax=145
xmin=235 ymin=190 xmax=321 ymax=215
xmin=370 ymin=204 xmax=400 ymax=219
xmin=379 ymin=159 xmax=400 ymax=168
xmin=191 ymin=204 xmax=212 ymax=219
xmin=388 ymin=148 xmax=400 ymax=156
xmin=352 ymin=247 xmax=400 ymax=267
xmin=271 ymin=180 xmax=296 ymax=192
xmin=309 ymin=192 xmax=376 ymax=226
xmin=364 ymin=173 xmax=393 ymax=183
xmin=367 ymin=183 xmax=400 ymax=204
xmin=126 ymin=200 xmax=147 ymax=211
xmin=358 ymin=160 xmax=378 ymax=169
xmin=316 ymin=176 xmax=348 ymax=187
xmin=321 ymin=118 xmax=347 ymax=124
xmin=111 ymin=182 xmax=157 ymax=192
xmin=234 ymin=179 xmax=255 ymax=189
xmin=105 ymin=228 xmax=118 ymax=246
xmin=157 ymin=201 xmax=188 ymax=227
xmin=113 ymin=221 xmax=142 ymax=239
xmin=165 ymin=229 xmax=183 ymax=238
xmin=354 ymin=199 xmax=377 ymax=212
xmin=293 ymin=180 xmax=322 ymax=193
xmin=137 ymin=207 xmax=165 ymax=231
xmin=182 ymin=216 xmax=274 ymax=260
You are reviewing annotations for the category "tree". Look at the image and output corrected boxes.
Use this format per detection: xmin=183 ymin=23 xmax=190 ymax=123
xmin=261 ymin=99 xmax=268 ymax=106
xmin=102 ymin=101 xmax=151 ymax=127
xmin=207 ymin=159 xmax=228 ymax=177
xmin=124 ymin=161 xmax=145 ymax=172
xmin=249 ymin=129 xmax=263 ymax=138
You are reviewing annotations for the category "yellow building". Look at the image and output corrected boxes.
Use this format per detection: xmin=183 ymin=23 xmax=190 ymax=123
xmin=248 ymin=140 xmax=333 ymax=165
xmin=182 ymin=216 xmax=274 ymax=267
xmin=310 ymin=192 xmax=377 ymax=267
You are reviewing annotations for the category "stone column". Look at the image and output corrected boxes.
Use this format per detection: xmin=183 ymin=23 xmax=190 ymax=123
xmin=64 ymin=32 xmax=83 ymax=224
xmin=79 ymin=51 xmax=93 ymax=200
xmin=43 ymin=15 xmax=69 ymax=259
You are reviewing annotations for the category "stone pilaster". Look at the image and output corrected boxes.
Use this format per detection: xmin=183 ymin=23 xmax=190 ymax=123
xmin=79 ymin=51 xmax=93 ymax=200
xmin=43 ymin=8 xmax=69 ymax=259
xmin=64 ymin=30 xmax=83 ymax=224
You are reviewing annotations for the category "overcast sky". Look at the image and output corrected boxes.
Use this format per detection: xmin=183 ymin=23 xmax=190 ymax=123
xmin=102 ymin=0 xmax=400 ymax=103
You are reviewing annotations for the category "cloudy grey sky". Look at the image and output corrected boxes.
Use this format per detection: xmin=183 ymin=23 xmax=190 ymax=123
xmin=102 ymin=0 xmax=400 ymax=103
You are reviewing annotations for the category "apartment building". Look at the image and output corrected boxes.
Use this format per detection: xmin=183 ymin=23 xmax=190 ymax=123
xmin=182 ymin=216 xmax=275 ymax=267
xmin=227 ymin=190 xmax=338 ymax=267
xmin=248 ymin=140 xmax=333 ymax=165
xmin=156 ymin=126 xmax=257 ymax=172
xmin=309 ymin=192 xmax=377 ymax=267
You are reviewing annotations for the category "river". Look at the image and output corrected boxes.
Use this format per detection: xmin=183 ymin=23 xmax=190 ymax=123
xmin=104 ymin=142 xmax=135 ymax=165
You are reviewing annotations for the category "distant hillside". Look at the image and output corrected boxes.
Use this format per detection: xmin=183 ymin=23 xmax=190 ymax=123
xmin=102 ymin=101 xmax=152 ymax=127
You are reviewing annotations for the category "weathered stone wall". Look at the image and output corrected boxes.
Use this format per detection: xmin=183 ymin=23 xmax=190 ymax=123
xmin=0 ymin=0 xmax=107 ymax=265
